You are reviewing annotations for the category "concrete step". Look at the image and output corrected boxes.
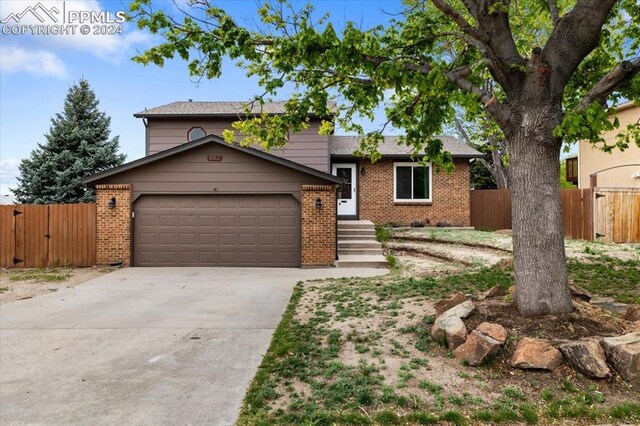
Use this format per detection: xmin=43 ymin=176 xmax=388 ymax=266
xmin=338 ymin=240 xmax=382 ymax=249
xmin=337 ymin=220 xmax=375 ymax=230
xmin=337 ymin=228 xmax=375 ymax=235
xmin=338 ymin=234 xmax=376 ymax=240
xmin=335 ymin=255 xmax=388 ymax=268
xmin=338 ymin=248 xmax=384 ymax=256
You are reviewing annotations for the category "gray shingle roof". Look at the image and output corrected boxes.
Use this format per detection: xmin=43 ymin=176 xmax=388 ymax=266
xmin=134 ymin=101 xmax=335 ymax=118
xmin=330 ymin=135 xmax=481 ymax=158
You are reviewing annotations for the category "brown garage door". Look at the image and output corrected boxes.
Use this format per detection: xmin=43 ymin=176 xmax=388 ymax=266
xmin=133 ymin=194 xmax=300 ymax=267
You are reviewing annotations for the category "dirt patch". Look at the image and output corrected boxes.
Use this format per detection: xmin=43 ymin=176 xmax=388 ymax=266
xmin=466 ymin=299 xmax=628 ymax=342
xmin=0 ymin=267 xmax=116 ymax=304
xmin=388 ymin=240 xmax=510 ymax=268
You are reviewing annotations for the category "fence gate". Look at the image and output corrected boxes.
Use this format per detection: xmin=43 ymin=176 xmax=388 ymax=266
xmin=0 ymin=204 xmax=96 ymax=268
xmin=594 ymin=188 xmax=640 ymax=243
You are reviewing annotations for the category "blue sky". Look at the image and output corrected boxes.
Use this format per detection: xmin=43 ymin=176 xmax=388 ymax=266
xmin=0 ymin=0 xmax=405 ymax=202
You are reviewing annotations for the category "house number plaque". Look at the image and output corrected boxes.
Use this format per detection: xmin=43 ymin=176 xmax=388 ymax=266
xmin=207 ymin=154 xmax=223 ymax=162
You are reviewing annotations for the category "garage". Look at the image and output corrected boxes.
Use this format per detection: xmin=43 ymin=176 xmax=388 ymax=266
xmin=134 ymin=194 xmax=300 ymax=267
xmin=84 ymin=135 xmax=340 ymax=268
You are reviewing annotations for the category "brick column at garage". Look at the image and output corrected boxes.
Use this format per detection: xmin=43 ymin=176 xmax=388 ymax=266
xmin=96 ymin=184 xmax=132 ymax=266
xmin=301 ymin=185 xmax=337 ymax=267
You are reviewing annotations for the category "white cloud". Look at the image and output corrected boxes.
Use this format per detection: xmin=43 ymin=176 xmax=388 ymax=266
xmin=0 ymin=158 xmax=19 ymax=203
xmin=0 ymin=45 xmax=67 ymax=77
xmin=0 ymin=1 xmax=151 ymax=62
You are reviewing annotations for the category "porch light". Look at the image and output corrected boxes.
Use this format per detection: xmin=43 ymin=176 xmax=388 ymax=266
xmin=315 ymin=197 xmax=322 ymax=210
xmin=108 ymin=197 xmax=116 ymax=209
xmin=360 ymin=166 xmax=366 ymax=176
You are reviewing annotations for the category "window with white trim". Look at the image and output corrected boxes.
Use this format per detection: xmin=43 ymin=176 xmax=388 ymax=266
xmin=187 ymin=127 xmax=206 ymax=142
xmin=394 ymin=162 xmax=432 ymax=202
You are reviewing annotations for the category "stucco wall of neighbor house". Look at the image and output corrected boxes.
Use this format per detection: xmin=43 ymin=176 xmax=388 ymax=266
xmin=96 ymin=184 xmax=131 ymax=266
xmin=301 ymin=185 xmax=336 ymax=266
xmin=146 ymin=117 xmax=330 ymax=172
xmin=578 ymin=103 xmax=640 ymax=188
xmin=357 ymin=158 xmax=471 ymax=226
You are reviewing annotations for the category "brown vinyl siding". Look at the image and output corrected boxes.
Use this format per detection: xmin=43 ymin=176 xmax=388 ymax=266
xmin=146 ymin=118 xmax=330 ymax=172
xmin=92 ymin=142 xmax=331 ymax=201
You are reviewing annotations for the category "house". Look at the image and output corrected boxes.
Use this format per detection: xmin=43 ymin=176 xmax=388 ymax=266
xmin=84 ymin=101 xmax=480 ymax=268
xmin=567 ymin=101 xmax=640 ymax=188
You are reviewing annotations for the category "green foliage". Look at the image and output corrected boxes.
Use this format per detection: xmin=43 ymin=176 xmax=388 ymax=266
xmin=12 ymin=79 xmax=125 ymax=203
xmin=375 ymin=225 xmax=392 ymax=243
xmin=129 ymin=0 xmax=639 ymax=162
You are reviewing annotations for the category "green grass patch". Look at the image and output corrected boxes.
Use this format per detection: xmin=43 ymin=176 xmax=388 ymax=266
xmin=7 ymin=268 xmax=72 ymax=283
xmin=568 ymin=256 xmax=640 ymax=303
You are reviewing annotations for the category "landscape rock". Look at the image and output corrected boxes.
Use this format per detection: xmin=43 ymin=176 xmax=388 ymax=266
xmin=435 ymin=292 xmax=468 ymax=316
xmin=511 ymin=338 xmax=563 ymax=371
xmin=454 ymin=330 xmax=502 ymax=366
xmin=479 ymin=285 xmax=505 ymax=300
xmin=570 ymin=285 xmax=592 ymax=302
xmin=623 ymin=305 xmax=640 ymax=322
xmin=601 ymin=333 xmax=640 ymax=382
xmin=431 ymin=315 xmax=468 ymax=350
xmin=440 ymin=300 xmax=476 ymax=319
xmin=475 ymin=322 xmax=508 ymax=345
xmin=626 ymin=321 xmax=640 ymax=333
xmin=559 ymin=339 xmax=611 ymax=379
xmin=591 ymin=297 xmax=629 ymax=315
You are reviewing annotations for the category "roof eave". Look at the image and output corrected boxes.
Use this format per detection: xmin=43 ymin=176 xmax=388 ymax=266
xmin=84 ymin=135 xmax=342 ymax=186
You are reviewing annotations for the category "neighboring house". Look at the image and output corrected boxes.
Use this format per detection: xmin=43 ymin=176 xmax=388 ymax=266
xmin=567 ymin=101 xmax=640 ymax=188
xmin=84 ymin=101 xmax=480 ymax=268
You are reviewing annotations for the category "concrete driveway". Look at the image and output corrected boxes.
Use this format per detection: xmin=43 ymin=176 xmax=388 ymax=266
xmin=0 ymin=267 xmax=386 ymax=426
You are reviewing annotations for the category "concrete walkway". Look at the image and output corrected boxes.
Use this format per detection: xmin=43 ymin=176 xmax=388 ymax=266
xmin=0 ymin=267 xmax=387 ymax=426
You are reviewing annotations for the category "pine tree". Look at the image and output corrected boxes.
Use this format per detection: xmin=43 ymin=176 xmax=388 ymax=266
xmin=12 ymin=79 xmax=125 ymax=204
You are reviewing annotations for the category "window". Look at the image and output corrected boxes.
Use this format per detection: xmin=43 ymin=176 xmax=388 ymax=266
xmin=187 ymin=127 xmax=206 ymax=142
xmin=394 ymin=162 xmax=432 ymax=202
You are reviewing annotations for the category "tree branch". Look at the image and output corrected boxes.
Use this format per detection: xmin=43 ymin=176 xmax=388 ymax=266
xmin=548 ymin=0 xmax=560 ymax=25
xmin=543 ymin=0 xmax=617 ymax=97
xmin=577 ymin=58 xmax=640 ymax=111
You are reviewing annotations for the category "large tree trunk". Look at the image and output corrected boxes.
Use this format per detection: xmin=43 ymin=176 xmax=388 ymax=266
xmin=508 ymin=107 xmax=573 ymax=317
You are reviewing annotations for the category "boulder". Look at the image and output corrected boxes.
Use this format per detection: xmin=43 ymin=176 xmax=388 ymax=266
xmin=626 ymin=321 xmax=640 ymax=334
xmin=559 ymin=339 xmax=611 ymax=379
xmin=431 ymin=315 xmax=468 ymax=350
xmin=454 ymin=330 xmax=501 ymax=366
xmin=511 ymin=338 xmax=563 ymax=371
xmin=570 ymin=285 xmax=592 ymax=302
xmin=475 ymin=322 xmax=508 ymax=345
xmin=591 ymin=297 xmax=629 ymax=315
xmin=441 ymin=300 xmax=476 ymax=319
xmin=601 ymin=333 xmax=640 ymax=382
xmin=623 ymin=305 xmax=640 ymax=322
xmin=435 ymin=292 xmax=467 ymax=316
xmin=479 ymin=285 xmax=505 ymax=300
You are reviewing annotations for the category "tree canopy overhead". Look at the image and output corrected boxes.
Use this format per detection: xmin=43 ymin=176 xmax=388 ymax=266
xmin=130 ymin=0 xmax=639 ymax=316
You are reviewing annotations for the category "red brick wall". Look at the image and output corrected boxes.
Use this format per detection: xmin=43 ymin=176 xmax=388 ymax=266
xmin=96 ymin=184 xmax=131 ymax=266
xmin=358 ymin=159 xmax=471 ymax=226
xmin=301 ymin=185 xmax=336 ymax=266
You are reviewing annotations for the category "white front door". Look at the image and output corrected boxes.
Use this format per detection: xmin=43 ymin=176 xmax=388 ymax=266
xmin=332 ymin=163 xmax=357 ymax=216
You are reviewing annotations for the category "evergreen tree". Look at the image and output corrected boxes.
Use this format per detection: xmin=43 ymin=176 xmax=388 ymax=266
xmin=12 ymin=79 xmax=125 ymax=203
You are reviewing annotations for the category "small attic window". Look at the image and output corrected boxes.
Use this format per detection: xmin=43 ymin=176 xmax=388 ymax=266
xmin=188 ymin=127 xmax=206 ymax=142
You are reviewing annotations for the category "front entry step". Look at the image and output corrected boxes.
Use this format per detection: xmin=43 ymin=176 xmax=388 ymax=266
xmin=336 ymin=220 xmax=387 ymax=268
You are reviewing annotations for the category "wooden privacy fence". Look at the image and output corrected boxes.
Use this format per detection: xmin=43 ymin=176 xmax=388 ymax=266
xmin=470 ymin=188 xmax=594 ymax=241
xmin=594 ymin=188 xmax=640 ymax=243
xmin=0 ymin=204 xmax=96 ymax=268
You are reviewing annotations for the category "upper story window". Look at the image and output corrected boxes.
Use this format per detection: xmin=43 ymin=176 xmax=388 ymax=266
xmin=394 ymin=162 xmax=432 ymax=202
xmin=187 ymin=127 xmax=206 ymax=142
